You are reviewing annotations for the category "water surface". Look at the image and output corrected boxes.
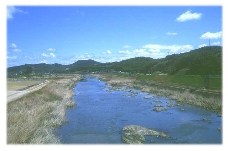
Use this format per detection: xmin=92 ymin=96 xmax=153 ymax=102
xmin=56 ymin=75 xmax=222 ymax=144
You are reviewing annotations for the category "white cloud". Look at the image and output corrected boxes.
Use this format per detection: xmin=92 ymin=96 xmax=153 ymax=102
xmin=118 ymin=48 xmax=164 ymax=59
xmin=74 ymin=10 xmax=85 ymax=17
xmin=212 ymin=41 xmax=221 ymax=45
xmin=200 ymin=31 xmax=222 ymax=39
xmin=60 ymin=43 xmax=194 ymax=65
xmin=143 ymin=44 xmax=165 ymax=49
xmin=116 ymin=44 xmax=194 ymax=61
xmin=198 ymin=44 xmax=207 ymax=48
xmin=47 ymin=48 xmax=56 ymax=51
xmin=61 ymin=53 xmax=93 ymax=64
xmin=40 ymin=60 xmax=48 ymax=64
xmin=7 ymin=56 xmax=17 ymax=59
xmin=136 ymin=49 xmax=165 ymax=58
xmin=42 ymin=52 xmax=56 ymax=58
xmin=175 ymin=45 xmax=194 ymax=53
xmin=133 ymin=49 xmax=146 ymax=53
xmin=118 ymin=50 xmax=131 ymax=55
xmin=167 ymin=32 xmax=178 ymax=36
xmin=142 ymin=44 xmax=193 ymax=53
xmin=7 ymin=6 xmax=17 ymax=19
xmin=12 ymin=48 xmax=21 ymax=52
xmin=50 ymin=53 xmax=56 ymax=58
xmin=10 ymin=43 xmax=21 ymax=52
xmin=103 ymin=50 xmax=112 ymax=54
xmin=42 ymin=53 xmax=48 ymax=57
xmin=24 ymin=56 xmax=39 ymax=60
xmin=148 ymin=49 xmax=160 ymax=53
xmin=7 ymin=61 xmax=20 ymax=67
xmin=11 ymin=43 xmax=17 ymax=48
xmin=123 ymin=45 xmax=131 ymax=49
xmin=7 ymin=6 xmax=27 ymax=20
xmin=176 ymin=10 xmax=202 ymax=22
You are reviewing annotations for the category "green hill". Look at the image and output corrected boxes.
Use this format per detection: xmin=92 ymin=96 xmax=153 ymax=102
xmin=108 ymin=46 xmax=222 ymax=75
xmin=7 ymin=46 xmax=222 ymax=76
xmin=7 ymin=59 xmax=100 ymax=76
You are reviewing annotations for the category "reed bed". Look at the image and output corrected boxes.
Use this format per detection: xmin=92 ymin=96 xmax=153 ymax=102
xmin=7 ymin=74 xmax=82 ymax=144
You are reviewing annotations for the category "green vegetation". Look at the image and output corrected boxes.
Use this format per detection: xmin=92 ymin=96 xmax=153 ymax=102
xmin=115 ymin=73 xmax=221 ymax=91
xmin=8 ymin=46 xmax=222 ymax=77
xmin=7 ymin=59 xmax=101 ymax=77
xmin=6 ymin=46 xmax=222 ymax=144
xmin=94 ymin=74 xmax=222 ymax=114
xmin=111 ymin=57 xmax=155 ymax=73
xmin=109 ymin=46 xmax=222 ymax=75
xmin=133 ymin=74 xmax=221 ymax=90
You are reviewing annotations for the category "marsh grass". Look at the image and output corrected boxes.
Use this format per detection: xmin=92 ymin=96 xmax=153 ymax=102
xmin=135 ymin=74 xmax=222 ymax=90
xmin=94 ymin=74 xmax=222 ymax=114
xmin=7 ymin=74 xmax=82 ymax=144
xmin=148 ymin=87 xmax=222 ymax=112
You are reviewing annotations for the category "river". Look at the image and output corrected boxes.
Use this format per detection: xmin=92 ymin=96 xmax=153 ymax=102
xmin=56 ymin=75 xmax=222 ymax=144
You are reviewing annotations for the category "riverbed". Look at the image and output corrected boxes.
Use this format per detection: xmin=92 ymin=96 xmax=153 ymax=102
xmin=56 ymin=75 xmax=222 ymax=144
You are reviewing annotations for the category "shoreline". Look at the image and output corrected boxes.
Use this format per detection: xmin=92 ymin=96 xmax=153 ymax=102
xmin=7 ymin=74 xmax=82 ymax=144
xmin=7 ymin=73 xmax=222 ymax=144
xmin=92 ymin=74 xmax=222 ymax=116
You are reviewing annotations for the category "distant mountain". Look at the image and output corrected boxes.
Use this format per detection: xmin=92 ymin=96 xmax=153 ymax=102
xmin=110 ymin=57 xmax=156 ymax=73
xmin=69 ymin=59 xmax=101 ymax=68
xmin=110 ymin=46 xmax=222 ymax=75
xmin=7 ymin=59 xmax=101 ymax=76
xmin=153 ymin=46 xmax=222 ymax=75
xmin=7 ymin=46 xmax=222 ymax=76
xmin=7 ymin=63 xmax=66 ymax=75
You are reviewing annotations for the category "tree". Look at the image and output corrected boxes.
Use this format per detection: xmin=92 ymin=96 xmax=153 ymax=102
xmin=24 ymin=66 xmax=33 ymax=75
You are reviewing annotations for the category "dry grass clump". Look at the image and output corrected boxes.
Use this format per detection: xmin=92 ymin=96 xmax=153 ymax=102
xmin=7 ymin=74 xmax=82 ymax=144
xmin=150 ymin=88 xmax=222 ymax=112
xmin=94 ymin=74 xmax=222 ymax=114
xmin=93 ymin=74 xmax=136 ymax=86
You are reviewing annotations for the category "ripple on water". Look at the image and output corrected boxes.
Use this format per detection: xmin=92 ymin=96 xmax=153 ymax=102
xmin=56 ymin=75 xmax=222 ymax=144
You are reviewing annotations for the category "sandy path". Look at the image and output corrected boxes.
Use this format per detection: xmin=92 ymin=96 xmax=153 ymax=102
xmin=7 ymin=80 xmax=49 ymax=102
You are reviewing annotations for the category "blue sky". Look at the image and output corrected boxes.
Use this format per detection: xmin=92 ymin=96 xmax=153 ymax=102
xmin=7 ymin=6 xmax=222 ymax=67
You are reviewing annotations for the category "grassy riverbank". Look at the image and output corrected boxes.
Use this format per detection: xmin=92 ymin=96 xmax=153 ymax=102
xmin=93 ymin=74 xmax=222 ymax=115
xmin=118 ymin=74 xmax=222 ymax=91
xmin=7 ymin=74 xmax=82 ymax=144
